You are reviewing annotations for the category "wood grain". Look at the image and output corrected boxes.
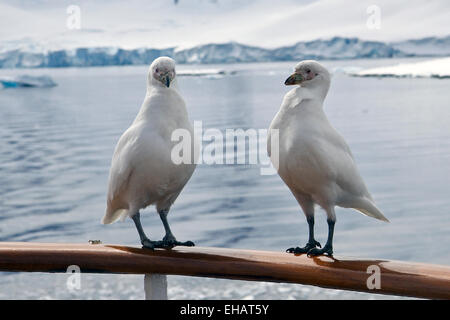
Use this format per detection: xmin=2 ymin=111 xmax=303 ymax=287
xmin=0 ymin=242 xmax=449 ymax=299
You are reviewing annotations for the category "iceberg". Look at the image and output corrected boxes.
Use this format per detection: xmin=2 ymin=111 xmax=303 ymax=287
xmin=350 ymin=57 xmax=450 ymax=79
xmin=0 ymin=75 xmax=57 ymax=88
xmin=177 ymin=69 xmax=228 ymax=77
xmin=392 ymin=36 xmax=450 ymax=57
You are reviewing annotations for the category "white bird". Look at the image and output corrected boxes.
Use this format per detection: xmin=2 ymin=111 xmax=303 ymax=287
xmin=102 ymin=57 xmax=197 ymax=249
xmin=268 ymin=60 xmax=389 ymax=256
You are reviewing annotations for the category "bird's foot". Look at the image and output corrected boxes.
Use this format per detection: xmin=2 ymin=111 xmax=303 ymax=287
xmin=155 ymin=240 xmax=195 ymax=249
xmin=141 ymin=238 xmax=158 ymax=250
xmin=307 ymin=245 xmax=333 ymax=257
xmin=160 ymin=234 xmax=177 ymax=249
xmin=149 ymin=234 xmax=195 ymax=249
xmin=286 ymin=240 xmax=321 ymax=254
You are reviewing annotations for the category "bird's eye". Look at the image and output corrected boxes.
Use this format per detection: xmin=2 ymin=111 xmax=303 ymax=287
xmin=306 ymin=69 xmax=311 ymax=73
xmin=155 ymin=68 xmax=159 ymax=73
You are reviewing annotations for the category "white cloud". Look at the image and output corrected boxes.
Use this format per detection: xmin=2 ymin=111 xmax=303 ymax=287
xmin=0 ymin=0 xmax=448 ymax=50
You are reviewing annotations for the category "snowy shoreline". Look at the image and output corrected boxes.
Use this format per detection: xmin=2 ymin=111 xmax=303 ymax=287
xmin=350 ymin=57 xmax=450 ymax=79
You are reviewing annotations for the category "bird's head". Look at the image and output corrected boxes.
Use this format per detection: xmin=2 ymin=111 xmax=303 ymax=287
xmin=284 ymin=60 xmax=331 ymax=95
xmin=148 ymin=56 xmax=176 ymax=89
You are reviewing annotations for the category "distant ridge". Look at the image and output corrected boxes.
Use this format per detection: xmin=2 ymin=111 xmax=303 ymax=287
xmin=1 ymin=36 xmax=449 ymax=69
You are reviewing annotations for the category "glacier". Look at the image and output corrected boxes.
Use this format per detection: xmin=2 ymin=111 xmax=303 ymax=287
xmin=0 ymin=36 xmax=449 ymax=69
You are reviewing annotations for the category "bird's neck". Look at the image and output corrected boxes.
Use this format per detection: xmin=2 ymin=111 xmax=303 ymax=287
xmin=134 ymin=87 xmax=187 ymax=125
xmin=146 ymin=84 xmax=169 ymax=95
xmin=302 ymin=81 xmax=330 ymax=100
xmin=286 ymin=86 xmax=327 ymax=110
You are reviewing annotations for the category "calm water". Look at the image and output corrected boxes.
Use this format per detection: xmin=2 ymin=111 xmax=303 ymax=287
xmin=0 ymin=58 xmax=449 ymax=299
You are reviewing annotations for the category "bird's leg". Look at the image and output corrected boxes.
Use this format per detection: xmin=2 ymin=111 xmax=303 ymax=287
xmin=159 ymin=210 xmax=176 ymax=246
xmin=307 ymin=219 xmax=335 ymax=256
xmin=287 ymin=216 xmax=322 ymax=254
xmin=131 ymin=212 xmax=160 ymax=250
xmin=156 ymin=210 xmax=195 ymax=249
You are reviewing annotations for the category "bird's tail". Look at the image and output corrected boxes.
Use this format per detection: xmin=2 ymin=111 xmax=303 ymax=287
xmin=348 ymin=197 xmax=390 ymax=222
xmin=101 ymin=208 xmax=128 ymax=224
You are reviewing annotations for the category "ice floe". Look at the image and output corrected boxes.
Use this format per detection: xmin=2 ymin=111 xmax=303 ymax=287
xmin=0 ymin=75 xmax=57 ymax=88
xmin=177 ymin=69 xmax=232 ymax=77
xmin=350 ymin=57 xmax=450 ymax=79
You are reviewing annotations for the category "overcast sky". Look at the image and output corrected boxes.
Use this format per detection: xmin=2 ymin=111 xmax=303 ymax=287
xmin=1 ymin=0 xmax=449 ymax=50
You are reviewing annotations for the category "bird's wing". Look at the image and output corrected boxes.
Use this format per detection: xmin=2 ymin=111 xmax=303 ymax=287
xmin=324 ymin=128 xmax=369 ymax=197
xmin=105 ymin=126 xmax=139 ymax=212
xmin=318 ymin=127 xmax=389 ymax=222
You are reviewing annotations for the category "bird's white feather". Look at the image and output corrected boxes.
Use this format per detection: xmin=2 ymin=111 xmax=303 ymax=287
xmin=103 ymin=57 xmax=197 ymax=224
xmin=269 ymin=61 xmax=388 ymax=222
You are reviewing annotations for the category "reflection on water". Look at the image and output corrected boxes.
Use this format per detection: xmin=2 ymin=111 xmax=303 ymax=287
xmin=0 ymin=59 xmax=449 ymax=299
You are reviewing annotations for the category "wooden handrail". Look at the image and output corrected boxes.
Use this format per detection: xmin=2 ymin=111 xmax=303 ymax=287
xmin=0 ymin=242 xmax=449 ymax=299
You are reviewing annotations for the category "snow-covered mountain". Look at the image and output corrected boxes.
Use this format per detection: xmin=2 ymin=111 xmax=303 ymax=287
xmin=391 ymin=35 xmax=450 ymax=56
xmin=272 ymin=37 xmax=407 ymax=60
xmin=173 ymin=42 xmax=274 ymax=64
xmin=1 ymin=36 xmax=449 ymax=69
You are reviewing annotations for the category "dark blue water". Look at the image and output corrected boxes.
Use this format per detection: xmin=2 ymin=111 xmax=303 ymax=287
xmin=0 ymin=59 xmax=449 ymax=299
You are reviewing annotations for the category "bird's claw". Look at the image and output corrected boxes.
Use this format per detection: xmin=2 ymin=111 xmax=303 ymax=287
xmin=286 ymin=240 xmax=321 ymax=254
xmin=307 ymin=245 xmax=333 ymax=257
xmin=180 ymin=240 xmax=195 ymax=247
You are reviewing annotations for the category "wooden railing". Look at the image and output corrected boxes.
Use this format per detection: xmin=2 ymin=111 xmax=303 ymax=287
xmin=0 ymin=242 xmax=449 ymax=299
